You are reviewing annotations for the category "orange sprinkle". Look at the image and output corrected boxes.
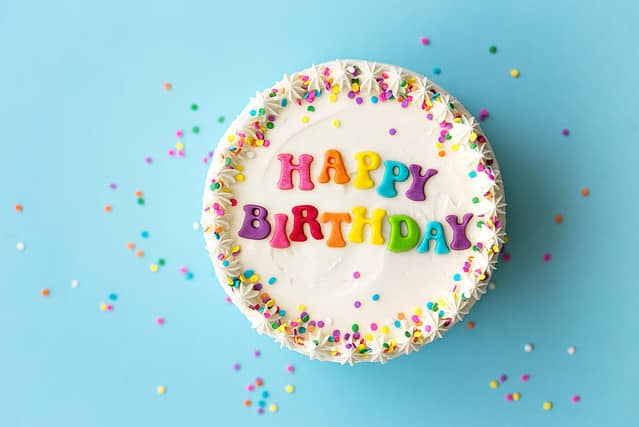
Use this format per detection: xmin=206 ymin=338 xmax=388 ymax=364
xmin=243 ymin=399 xmax=251 ymax=407
xmin=126 ymin=242 xmax=135 ymax=250
xmin=438 ymin=150 xmax=446 ymax=157
xmin=555 ymin=214 xmax=563 ymax=224
xmin=41 ymin=288 xmax=50 ymax=297
xmin=467 ymin=321 xmax=475 ymax=329
xmin=135 ymin=250 xmax=144 ymax=258
xmin=104 ymin=204 xmax=112 ymax=213
xmin=255 ymin=379 xmax=264 ymax=387
xmin=163 ymin=82 xmax=172 ymax=91
xmin=580 ymin=188 xmax=590 ymax=197
xmin=397 ymin=312 xmax=405 ymax=320
xmin=135 ymin=190 xmax=143 ymax=198
xmin=15 ymin=204 xmax=23 ymax=212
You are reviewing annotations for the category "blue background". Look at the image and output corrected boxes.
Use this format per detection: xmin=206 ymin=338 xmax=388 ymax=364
xmin=1 ymin=1 xmax=637 ymax=426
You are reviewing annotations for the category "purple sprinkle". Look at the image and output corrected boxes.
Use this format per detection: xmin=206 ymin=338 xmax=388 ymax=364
xmin=353 ymin=332 xmax=360 ymax=340
xmin=145 ymin=157 xmax=152 ymax=164
xmin=426 ymin=113 xmax=433 ymax=120
xmin=355 ymin=97 xmax=363 ymax=104
xmin=254 ymin=350 xmax=261 ymax=357
xmin=332 ymin=329 xmax=340 ymax=337
xmin=317 ymin=320 xmax=325 ymax=328
xmin=389 ymin=128 xmax=397 ymax=136
xmin=109 ymin=182 xmax=117 ymax=189
xmin=232 ymin=363 xmax=241 ymax=371
xmin=345 ymin=343 xmax=352 ymax=349
xmin=562 ymin=128 xmax=570 ymax=136
xmin=347 ymin=91 xmax=355 ymax=99
xmin=354 ymin=301 xmax=362 ymax=308
xmin=252 ymin=284 xmax=262 ymax=291
xmin=401 ymin=99 xmax=409 ymax=108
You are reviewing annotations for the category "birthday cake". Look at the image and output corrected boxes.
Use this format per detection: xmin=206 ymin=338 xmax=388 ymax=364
xmin=201 ymin=60 xmax=506 ymax=364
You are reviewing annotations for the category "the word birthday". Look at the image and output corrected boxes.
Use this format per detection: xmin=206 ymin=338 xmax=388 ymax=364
xmin=237 ymin=150 xmax=475 ymax=253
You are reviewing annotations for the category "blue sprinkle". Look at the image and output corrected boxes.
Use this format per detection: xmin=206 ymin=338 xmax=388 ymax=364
xmin=258 ymin=400 xmax=266 ymax=407
xmin=244 ymin=269 xmax=254 ymax=278
xmin=299 ymin=326 xmax=306 ymax=334
xmin=222 ymin=260 xmax=229 ymax=267
xmin=453 ymin=273 xmax=461 ymax=281
xmin=140 ymin=230 xmax=149 ymax=238
xmin=261 ymin=391 xmax=269 ymax=398
xmin=279 ymin=310 xmax=286 ymax=316
xmin=372 ymin=293 xmax=379 ymax=301
xmin=438 ymin=310 xmax=444 ymax=317
xmin=370 ymin=95 xmax=378 ymax=104
xmin=185 ymin=272 xmax=194 ymax=280
xmin=249 ymin=109 xmax=256 ymax=116
xmin=394 ymin=320 xmax=401 ymax=328
xmin=281 ymin=98 xmax=288 ymax=107
xmin=469 ymin=171 xmax=477 ymax=178
xmin=268 ymin=277 xmax=276 ymax=285
xmin=433 ymin=67 xmax=441 ymax=75
xmin=427 ymin=302 xmax=434 ymax=310
xmin=108 ymin=293 xmax=118 ymax=301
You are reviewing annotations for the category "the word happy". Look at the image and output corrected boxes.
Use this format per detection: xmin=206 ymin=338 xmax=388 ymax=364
xmin=237 ymin=149 xmax=474 ymax=253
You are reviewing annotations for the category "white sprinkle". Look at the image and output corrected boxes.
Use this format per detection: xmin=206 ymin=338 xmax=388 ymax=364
xmin=567 ymin=345 xmax=576 ymax=355
xmin=71 ymin=279 xmax=80 ymax=288
xmin=16 ymin=241 xmax=25 ymax=251
xmin=246 ymin=151 xmax=256 ymax=159
xmin=488 ymin=282 xmax=496 ymax=290
xmin=192 ymin=221 xmax=200 ymax=231
xmin=524 ymin=343 xmax=534 ymax=352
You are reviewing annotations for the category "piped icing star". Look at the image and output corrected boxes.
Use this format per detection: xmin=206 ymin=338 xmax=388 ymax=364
xmin=357 ymin=61 xmax=381 ymax=93
xmin=385 ymin=66 xmax=407 ymax=97
xmin=280 ymin=73 xmax=305 ymax=102
xmin=306 ymin=64 xmax=325 ymax=93
xmin=329 ymin=59 xmax=352 ymax=91
xmin=409 ymin=76 xmax=431 ymax=108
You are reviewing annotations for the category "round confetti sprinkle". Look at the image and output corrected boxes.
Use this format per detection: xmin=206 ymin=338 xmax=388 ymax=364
xmin=150 ymin=264 xmax=159 ymax=272
xmin=543 ymin=253 xmax=551 ymax=262
xmin=581 ymin=188 xmax=590 ymax=196
xmin=15 ymin=204 xmax=23 ymax=212
xmin=247 ymin=384 xmax=255 ymax=392
xmin=145 ymin=157 xmax=152 ymax=164
xmin=562 ymin=128 xmax=570 ymax=136
xmin=567 ymin=345 xmax=576 ymax=355
xmin=353 ymin=271 xmax=360 ymax=279
xmin=489 ymin=45 xmax=497 ymax=54
xmin=489 ymin=380 xmax=499 ymax=389
xmin=243 ymin=399 xmax=251 ymax=407
xmin=572 ymin=395 xmax=580 ymax=403
xmin=505 ymin=394 xmax=513 ymax=402
xmin=420 ymin=37 xmax=430 ymax=45
xmin=371 ymin=293 xmax=379 ymax=301
xmin=217 ymin=116 xmax=225 ymax=123
xmin=109 ymin=183 xmax=117 ymax=189
xmin=71 ymin=279 xmax=79 ymax=288
xmin=466 ymin=321 xmax=475 ymax=329
xmin=268 ymin=277 xmax=276 ymax=285
xmin=524 ymin=343 xmax=534 ymax=352
xmin=433 ymin=67 xmax=441 ymax=75
xmin=232 ymin=363 xmax=241 ymax=371
xmin=543 ymin=401 xmax=552 ymax=411
xmin=332 ymin=119 xmax=341 ymax=128
xmin=255 ymin=377 xmax=263 ymax=386
xmin=135 ymin=250 xmax=144 ymax=258
xmin=140 ymin=230 xmax=149 ymax=239
xmin=354 ymin=301 xmax=362 ymax=309
xmin=285 ymin=384 xmax=295 ymax=393
xmin=257 ymin=408 xmax=264 ymax=415
xmin=261 ymin=390 xmax=269 ymax=399
xmin=156 ymin=317 xmax=165 ymax=325
xmin=108 ymin=293 xmax=117 ymax=301
xmin=16 ymin=242 xmax=25 ymax=251
xmin=555 ymin=214 xmax=563 ymax=224
xmin=510 ymin=69 xmax=520 ymax=78
xmin=286 ymin=365 xmax=294 ymax=373
xmin=269 ymin=404 xmax=278 ymax=413
xmin=104 ymin=204 xmax=112 ymax=213
xmin=388 ymin=128 xmax=397 ymax=136
xmin=301 ymin=115 xmax=309 ymax=124
xmin=521 ymin=374 xmax=530 ymax=382
xmin=156 ymin=385 xmax=166 ymax=395
xmin=41 ymin=288 xmax=50 ymax=297
xmin=190 ymin=103 xmax=198 ymax=111
xmin=163 ymin=82 xmax=172 ymax=91
xmin=513 ymin=392 xmax=521 ymax=401
xmin=254 ymin=350 xmax=261 ymax=358
xmin=499 ymin=374 xmax=507 ymax=382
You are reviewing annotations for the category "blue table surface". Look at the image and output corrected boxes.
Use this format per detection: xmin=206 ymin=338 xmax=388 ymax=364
xmin=1 ymin=1 xmax=637 ymax=426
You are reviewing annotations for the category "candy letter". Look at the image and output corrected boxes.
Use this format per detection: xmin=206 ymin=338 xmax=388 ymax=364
xmin=353 ymin=151 xmax=381 ymax=189
xmin=387 ymin=215 xmax=421 ymax=252
xmin=445 ymin=213 xmax=473 ymax=250
xmin=238 ymin=204 xmax=271 ymax=240
xmin=348 ymin=207 xmax=387 ymax=245
xmin=277 ymin=153 xmax=314 ymax=190
xmin=406 ymin=165 xmax=438 ymax=201
xmin=319 ymin=212 xmax=352 ymax=247
xmin=270 ymin=213 xmax=290 ymax=249
xmin=318 ymin=149 xmax=350 ymax=184
xmin=417 ymin=221 xmax=450 ymax=254
xmin=290 ymin=205 xmax=324 ymax=242
xmin=377 ymin=160 xmax=409 ymax=198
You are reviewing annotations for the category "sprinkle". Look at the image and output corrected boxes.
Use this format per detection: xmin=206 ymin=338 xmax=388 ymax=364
xmin=332 ymin=119 xmax=341 ymax=128
xmin=286 ymin=365 xmax=294 ymax=373
xmin=543 ymin=253 xmax=551 ymax=262
xmin=505 ymin=394 xmax=513 ymax=402
xmin=217 ymin=116 xmax=225 ymax=123
xmin=499 ymin=374 xmax=507 ymax=382
xmin=388 ymin=128 xmax=397 ymax=136
xmin=489 ymin=45 xmax=497 ymax=54
xmin=135 ymin=250 xmax=144 ymax=258
xmin=568 ymin=345 xmax=576 ymax=355
xmin=572 ymin=395 xmax=580 ymax=403
xmin=145 ymin=156 xmax=152 ymax=164
xmin=254 ymin=350 xmax=261 ymax=358
xmin=420 ymin=37 xmax=430 ymax=45
xmin=513 ymin=392 xmax=521 ymax=401
xmin=150 ymin=264 xmax=159 ymax=272
xmin=156 ymin=317 xmax=165 ymax=325
xmin=255 ymin=377 xmax=263 ymax=386
xmin=510 ymin=69 xmax=520 ymax=78
xmin=562 ymin=128 xmax=570 ymax=136
xmin=163 ymin=82 xmax=172 ymax=91
xmin=16 ymin=241 xmax=25 ymax=251
xmin=521 ymin=374 xmax=530 ymax=382
xmin=104 ymin=204 xmax=112 ymax=213
xmin=580 ymin=188 xmax=590 ymax=196
xmin=479 ymin=109 xmax=489 ymax=121
xmin=15 ymin=204 xmax=23 ymax=212
xmin=301 ymin=115 xmax=310 ymax=124
xmin=156 ymin=385 xmax=166 ymax=395
xmin=466 ymin=321 xmax=475 ymax=329
xmin=243 ymin=399 xmax=251 ymax=407
xmin=432 ymin=67 xmax=441 ymax=75
xmin=192 ymin=221 xmax=200 ymax=230
xmin=141 ymin=230 xmax=149 ymax=239
xmin=261 ymin=390 xmax=269 ymax=399
xmin=232 ymin=363 xmax=241 ymax=371
xmin=71 ymin=279 xmax=79 ymax=288
xmin=555 ymin=214 xmax=563 ymax=224
xmin=268 ymin=277 xmax=277 ymax=285
xmin=371 ymin=293 xmax=379 ymax=301
xmin=502 ymin=253 xmax=511 ymax=262
xmin=176 ymin=130 xmax=183 ymax=138
xmin=489 ymin=380 xmax=499 ymax=389
xmin=269 ymin=404 xmax=278 ymax=413
xmin=190 ymin=103 xmax=198 ymax=111
xmin=257 ymin=408 xmax=264 ymax=415
xmin=285 ymin=384 xmax=295 ymax=393
xmin=524 ymin=343 xmax=534 ymax=352
xmin=41 ymin=288 xmax=50 ymax=297
xmin=354 ymin=301 xmax=362 ymax=309
xmin=353 ymin=271 xmax=360 ymax=279
xmin=109 ymin=183 xmax=117 ymax=189
xmin=247 ymin=384 xmax=255 ymax=392
xmin=543 ymin=401 xmax=552 ymax=411
xmin=108 ymin=293 xmax=118 ymax=301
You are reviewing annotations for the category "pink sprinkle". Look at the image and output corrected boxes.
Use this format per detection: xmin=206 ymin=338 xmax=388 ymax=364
xmin=224 ymin=296 xmax=232 ymax=304
xmin=176 ymin=130 xmax=184 ymax=138
xmin=502 ymin=253 xmax=511 ymax=262
xmin=572 ymin=395 xmax=580 ymax=403
xmin=420 ymin=37 xmax=430 ymax=45
xmin=286 ymin=365 xmax=294 ymax=373
xmin=109 ymin=182 xmax=117 ymax=189
xmin=353 ymin=271 xmax=360 ymax=279
xmin=562 ymin=128 xmax=570 ymax=136
xmin=145 ymin=157 xmax=152 ymax=164
xmin=156 ymin=317 xmax=165 ymax=325
xmin=479 ymin=108 xmax=489 ymax=121
xmin=543 ymin=253 xmax=552 ymax=262
xmin=168 ymin=149 xmax=175 ymax=156
xmin=179 ymin=266 xmax=188 ymax=274
xmin=499 ymin=374 xmax=508 ymax=382
xmin=247 ymin=384 xmax=255 ymax=392
xmin=370 ymin=323 xmax=378 ymax=331
xmin=254 ymin=350 xmax=261 ymax=358
xmin=521 ymin=374 xmax=530 ymax=382
xmin=232 ymin=363 xmax=241 ymax=371
xmin=178 ymin=150 xmax=185 ymax=157
xmin=505 ymin=394 xmax=513 ymax=401
xmin=106 ymin=304 xmax=113 ymax=311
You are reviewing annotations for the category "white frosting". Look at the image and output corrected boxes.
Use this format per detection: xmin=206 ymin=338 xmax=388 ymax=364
xmin=201 ymin=60 xmax=506 ymax=365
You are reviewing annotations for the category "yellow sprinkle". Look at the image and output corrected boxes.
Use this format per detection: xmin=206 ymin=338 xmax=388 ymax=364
xmin=297 ymin=304 xmax=306 ymax=311
xmin=413 ymin=307 xmax=422 ymax=316
xmin=332 ymin=119 xmax=341 ymax=128
xmin=235 ymin=165 xmax=244 ymax=171
xmin=156 ymin=385 xmax=166 ymax=394
xmin=489 ymin=380 xmax=498 ymax=389
xmin=100 ymin=303 xmax=108 ymax=311
xmin=227 ymin=135 xmax=235 ymax=142
xmin=543 ymin=401 xmax=552 ymax=410
xmin=365 ymin=333 xmax=373 ymax=341
xmin=513 ymin=392 xmax=521 ymax=401
xmin=285 ymin=384 xmax=295 ymax=393
xmin=235 ymin=174 xmax=245 ymax=182
xmin=249 ymin=274 xmax=260 ymax=283
xmin=150 ymin=264 xmax=159 ymax=272
xmin=331 ymin=85 xmax=340 ymax=94
xmin=511 ymin=69 xmax=520 ymax=78
xmin=469 ymin=132 xmax=477 ymax=142
xmin=351 ymin=83 xmax=360 ymax=92
xmin=435 ymin=142 xmax=444 ymax=149
xmin=301 ymin=115 xmax=310 ymax=124
xmin=451 ymin=143 xmax=459 ymax=152
xmin=175 ymin=142 xmax=184 ymax=150
xmin=381 ymin=326 xmax=389 ymax=334
xmin=269 ymin=404 xmax=278 ymax=413
xmin=329 ymin=93 xmax=337 ymax=102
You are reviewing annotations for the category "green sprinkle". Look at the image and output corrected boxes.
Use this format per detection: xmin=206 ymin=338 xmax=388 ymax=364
xmin=191 ymin=104 xmax=198 ymax=111
xmin=192 ymin=126 xmax=200 ymax=134
xmin=472 ymin=197 xmax=480 ymax=204
xmin=489 ymin=45 xmax=497 ymax=54
xmin=217 ymin=116 xmax=225 ymax=123
xmin=137 ymin=198 xmax=145 ymax=205
xmin=258 ymin=108 xmax=265 ymax=116
xmin=307 ymin=106 xmax=315 ymax=112
xmin=266 ymin=122 xmax=274 ymax=129
xmin=158 ymin=259 xmax=166 ymax=266
xmin=352 ymin=323 xmax=359 ymax=332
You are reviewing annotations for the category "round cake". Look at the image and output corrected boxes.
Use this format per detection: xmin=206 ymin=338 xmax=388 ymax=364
xmin=201 ymin=60 xmax=506 ymax=364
